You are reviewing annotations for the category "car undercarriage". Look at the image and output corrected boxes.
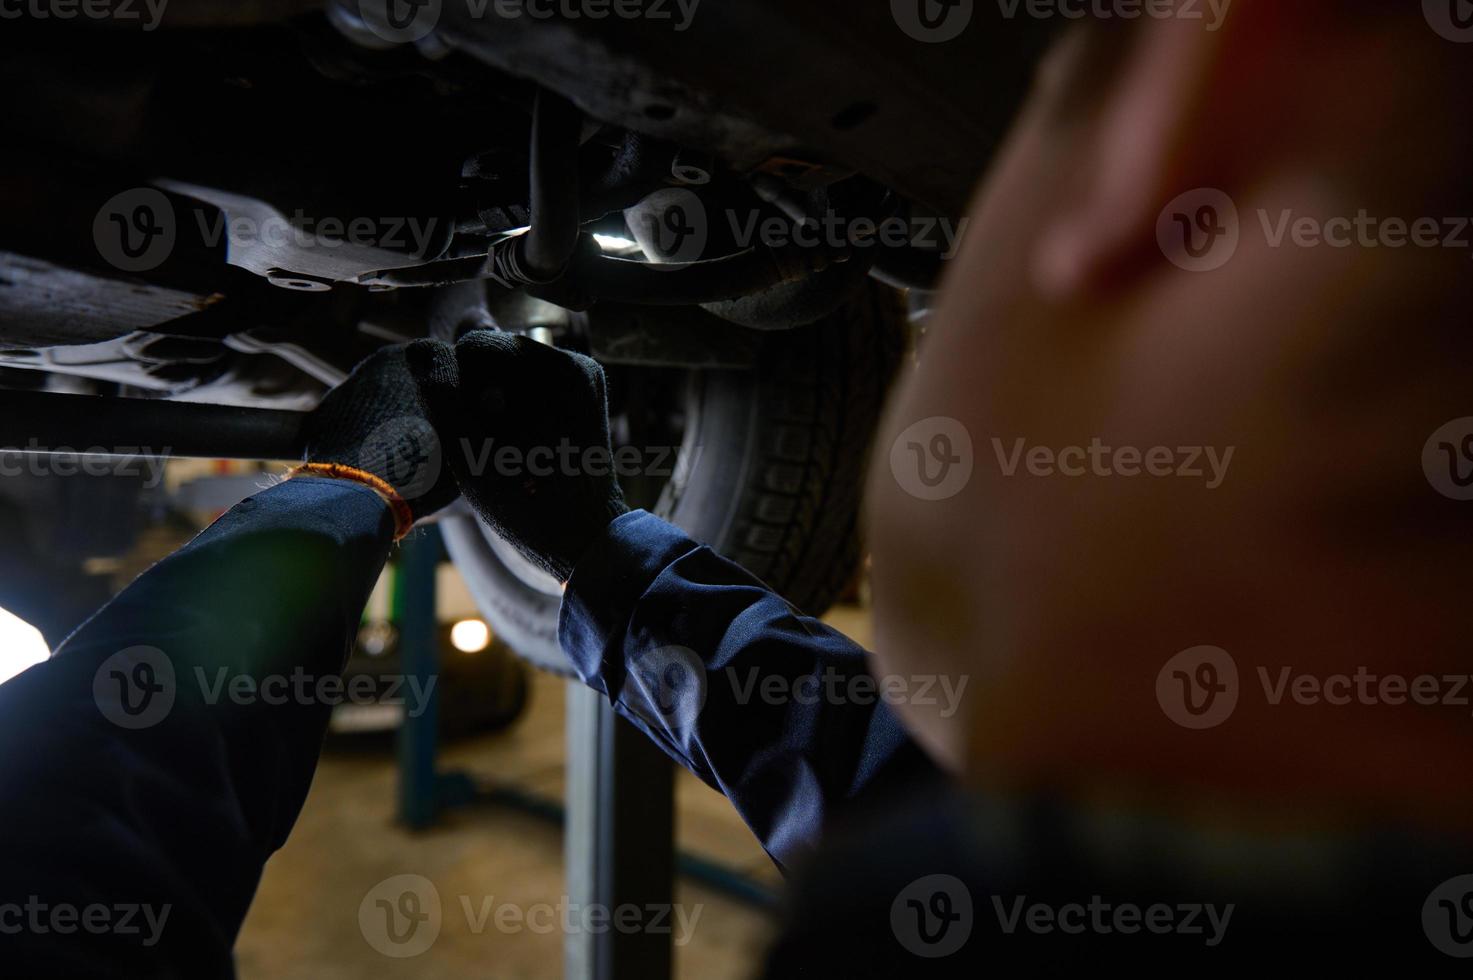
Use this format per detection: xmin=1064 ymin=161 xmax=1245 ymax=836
xmin=0 ymin=0 xmax=1053 ymax=667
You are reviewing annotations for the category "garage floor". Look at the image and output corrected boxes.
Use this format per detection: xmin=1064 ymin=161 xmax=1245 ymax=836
xmin=234 ymin=605 xmax=873 ymax=979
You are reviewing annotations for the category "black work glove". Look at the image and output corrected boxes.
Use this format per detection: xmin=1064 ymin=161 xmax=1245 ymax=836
xmin=301 ymin=345 xmax=460 ymax=523
xmin=406 ymin=331 xmax=630 ymax=582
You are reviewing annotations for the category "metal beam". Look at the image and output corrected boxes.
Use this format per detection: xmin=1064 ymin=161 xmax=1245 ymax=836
xmin=0 ymin=388 xmax=307 ymax=460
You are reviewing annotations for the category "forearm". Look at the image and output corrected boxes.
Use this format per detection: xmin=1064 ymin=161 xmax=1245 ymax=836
xmin=0 ymin=477 xmax=394 ymax=975
xmin=560 ymin=511 xmax=941 ymax=871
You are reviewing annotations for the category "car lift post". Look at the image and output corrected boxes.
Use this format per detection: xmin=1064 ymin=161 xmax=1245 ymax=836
xmin=566 ymin=684 xmax=676 ymax=980
xmin=395 ymin=527 xmax=454 ymax=830
xmin=395 ymin=525 xmax=677 ymax=979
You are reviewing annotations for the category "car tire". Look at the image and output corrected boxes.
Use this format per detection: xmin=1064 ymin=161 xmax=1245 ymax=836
xmin=442 ymin=279 xmax=906 ymax=674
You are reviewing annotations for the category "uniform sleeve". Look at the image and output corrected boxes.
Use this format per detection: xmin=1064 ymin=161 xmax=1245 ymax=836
xmin=0 ymin=477 xmax=395 ymax=978
xmin=559 ymin=510 xmax=941 ymax=872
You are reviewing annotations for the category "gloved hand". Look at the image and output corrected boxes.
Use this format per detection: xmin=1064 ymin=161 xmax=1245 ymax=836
xmin=407 ymin=331 xmax=629 ymax=582
xmin=300 ymin=345 xmax=460 ymax=531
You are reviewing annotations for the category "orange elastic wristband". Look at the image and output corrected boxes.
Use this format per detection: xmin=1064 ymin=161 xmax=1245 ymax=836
xmin=289 ymin=462 xmax=416 ymax=541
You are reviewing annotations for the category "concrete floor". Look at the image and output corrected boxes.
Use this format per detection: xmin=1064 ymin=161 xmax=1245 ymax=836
xmin=234 ymin=606 xmax=872 ymax=978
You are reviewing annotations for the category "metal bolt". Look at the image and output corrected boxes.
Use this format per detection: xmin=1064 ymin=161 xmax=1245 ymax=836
xmin=265 ymin=269 xmax=334 ymax=292
xmin=671 ymin=150 xmax=714 ymax=186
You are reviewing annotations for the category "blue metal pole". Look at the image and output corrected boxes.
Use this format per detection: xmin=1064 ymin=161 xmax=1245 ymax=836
xmin=396 ymin=527 xmax=441 ymax=830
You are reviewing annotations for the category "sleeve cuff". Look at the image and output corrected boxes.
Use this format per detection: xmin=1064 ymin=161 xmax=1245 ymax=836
xmin=557 ymin=510 xmax=702 ymax=689
xmin=216 ymin=476 xmax=397 ymax=546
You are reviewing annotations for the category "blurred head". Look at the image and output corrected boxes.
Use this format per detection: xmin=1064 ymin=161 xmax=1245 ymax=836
xmin=866 ymin=2 xmax=1473 ymax=832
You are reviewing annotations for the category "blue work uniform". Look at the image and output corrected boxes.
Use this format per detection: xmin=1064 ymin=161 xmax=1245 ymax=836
xmin=0 ymin=479 xmax=934 ymax=975
xmin=0 ymin=479 xmax=1459 ymax=975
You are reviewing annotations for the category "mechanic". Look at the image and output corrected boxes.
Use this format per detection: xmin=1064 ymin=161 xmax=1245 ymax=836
xmin=3 ymin=3 xmax=1471 ymax=975
xmin=0 ymin=332 xmax=931 ymax=975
